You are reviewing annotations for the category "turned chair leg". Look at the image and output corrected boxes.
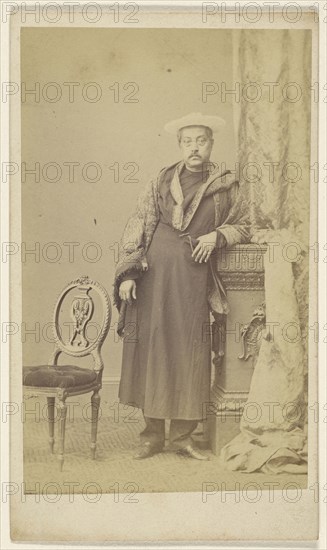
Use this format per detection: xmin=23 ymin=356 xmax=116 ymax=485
xmin=47 ymin=397 xmax=56 ymax=453
xmin=57 ymin=398 xmax=67 ymax=471
xmin=91 ymin=390 xmax=101 ymax=460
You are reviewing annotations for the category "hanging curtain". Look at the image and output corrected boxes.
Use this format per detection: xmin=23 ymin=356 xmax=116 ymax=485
xmin=221 ymin=29 xmax=311 ymax=473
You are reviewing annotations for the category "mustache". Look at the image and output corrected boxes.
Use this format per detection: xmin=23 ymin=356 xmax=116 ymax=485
xmin=189 ymin=154 xmax=202 ymax=159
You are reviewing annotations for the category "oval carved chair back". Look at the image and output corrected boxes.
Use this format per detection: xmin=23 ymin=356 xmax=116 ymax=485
xmin=49 ymin=275 xmax=112 ymax=375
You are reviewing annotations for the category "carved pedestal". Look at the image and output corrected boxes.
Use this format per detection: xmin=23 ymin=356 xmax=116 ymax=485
xmin=206 ymin=244 xmax=266 ymax=455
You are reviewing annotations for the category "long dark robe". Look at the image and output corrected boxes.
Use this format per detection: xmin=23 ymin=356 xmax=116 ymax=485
xmin=118 ymin=167 xmax=217 ymax=420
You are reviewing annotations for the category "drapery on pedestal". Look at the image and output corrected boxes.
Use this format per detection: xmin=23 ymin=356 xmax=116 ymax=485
xmin=220 ymin=29 xmax=311 ymax=473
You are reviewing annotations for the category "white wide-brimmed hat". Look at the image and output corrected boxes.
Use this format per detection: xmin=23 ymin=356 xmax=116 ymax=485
xmin=164 ymin=112 xmax=225 ymax=135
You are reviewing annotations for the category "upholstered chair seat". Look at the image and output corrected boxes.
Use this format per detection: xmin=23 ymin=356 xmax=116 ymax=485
xmin=23 ymin=365 xmax=97 ymax=388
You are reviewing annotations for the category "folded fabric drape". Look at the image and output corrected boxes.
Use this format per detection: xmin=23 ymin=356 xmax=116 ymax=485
xmin=220 ymin=28 xmax=311 ymax=473
xmin=221 ymin=232 xmax=308 ymax=473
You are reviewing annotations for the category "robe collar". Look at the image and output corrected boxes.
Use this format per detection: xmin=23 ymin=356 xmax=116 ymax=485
xmin=165 ymin=160 xmax=237 ymax=231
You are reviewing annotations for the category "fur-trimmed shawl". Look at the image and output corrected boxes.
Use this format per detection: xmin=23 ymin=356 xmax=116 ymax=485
xmin=113 ymin=161 xmax=250 ymax=331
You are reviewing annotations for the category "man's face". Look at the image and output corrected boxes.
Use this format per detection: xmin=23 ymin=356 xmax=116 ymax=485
xmin=179 ymin=126 xmax=214 ymax=170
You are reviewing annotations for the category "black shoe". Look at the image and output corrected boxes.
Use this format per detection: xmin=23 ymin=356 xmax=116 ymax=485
xmin=177 ymin=444 xmax=209 ymax=461
xmin=133 ymin=442 xmax=163 ymax=460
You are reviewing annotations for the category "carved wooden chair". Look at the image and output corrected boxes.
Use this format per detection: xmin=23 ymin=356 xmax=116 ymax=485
xmin=23 ymin=276 xmax=111 ymax=471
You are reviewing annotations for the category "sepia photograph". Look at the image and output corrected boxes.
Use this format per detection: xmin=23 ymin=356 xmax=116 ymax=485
xmin=2 ymin=0 xmax=325 ymax=545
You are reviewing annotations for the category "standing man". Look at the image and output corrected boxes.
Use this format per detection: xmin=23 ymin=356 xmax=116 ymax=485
xmin=113 ymin=113 xmax=249 ymax=460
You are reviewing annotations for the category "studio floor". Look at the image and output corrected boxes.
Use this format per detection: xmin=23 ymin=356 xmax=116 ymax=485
xmin=23 ymin=393 xmax=308 ymax=496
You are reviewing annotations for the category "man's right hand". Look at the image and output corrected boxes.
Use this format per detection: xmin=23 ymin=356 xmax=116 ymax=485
xmin=119 ymin=280 xmax=137 ymax=305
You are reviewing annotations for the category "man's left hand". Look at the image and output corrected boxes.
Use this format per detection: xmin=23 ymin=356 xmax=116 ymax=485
xmin=192 ymin=231 xmax=217 ymax=263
